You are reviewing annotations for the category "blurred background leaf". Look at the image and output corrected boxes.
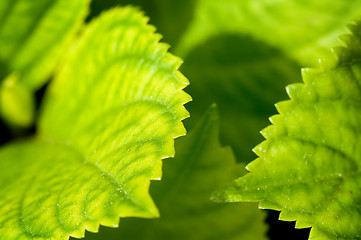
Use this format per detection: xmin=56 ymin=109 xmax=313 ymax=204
xmin=181 ymin=35 xmax=301 ymax=164
xmin=0 ymin=0 xmax=89 ymax=128
xmin=176 ymin=0 xmax=361 ymax=66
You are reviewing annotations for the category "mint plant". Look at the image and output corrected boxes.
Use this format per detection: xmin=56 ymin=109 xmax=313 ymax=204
xmin=1 ymin=0 xmax=361 ymax=240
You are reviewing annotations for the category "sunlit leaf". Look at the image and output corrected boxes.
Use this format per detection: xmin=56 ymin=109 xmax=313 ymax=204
xmin=75 ymin=105 xmax=268 ymax=240
xmin=0 ymin=7 xmax=190 ymax=239
xmin=213 ymin=22 xmax=361 ymax=239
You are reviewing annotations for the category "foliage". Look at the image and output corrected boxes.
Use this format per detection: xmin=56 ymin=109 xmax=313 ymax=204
xmin=1 ymin=0 xmax=361 ymax=240
xmin=213 ymin=22 xmax=361 ymax=240
xmin=80 ymin=106 xmax=267 ymax=240
xmin=0 ymin=6 xmax=190 ymax=240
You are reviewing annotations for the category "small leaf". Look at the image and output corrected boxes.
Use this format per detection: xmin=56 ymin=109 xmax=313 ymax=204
xmin=213 ymin=22 xmax=361 ymax=239
xmin=0 ymin=74 xmax=34 ymax=128
xmin=74 ymin=105 xmax=268 ymax=240
xmin=177 ymin=0 xmax=361 ymax=66
xmin=0 ymin=6 xmax=190 ymax=240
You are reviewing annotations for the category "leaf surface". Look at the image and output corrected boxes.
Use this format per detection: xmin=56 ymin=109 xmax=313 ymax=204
xmin=74 ymin=105 xmax=268 ymax=240
xmin=0 ymin=7 xmax=190 ymax=240
xmin=177 ymin=0 xmax=361 ymax=66
xmin=213 ymin=22 xmax=361 ymax=239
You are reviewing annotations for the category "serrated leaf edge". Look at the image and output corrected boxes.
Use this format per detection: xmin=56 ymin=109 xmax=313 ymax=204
xmin=38 ymin=6 xmax=191 ymax=240
xmin=212 ymin=20 xmax=361 ymax=240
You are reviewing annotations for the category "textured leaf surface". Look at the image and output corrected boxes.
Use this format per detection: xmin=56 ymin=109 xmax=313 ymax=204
xmin=177 ymin=0 xmax=361 ymax=66
xmin=182 ymin=35 xmax=301 ymax=163
xmin=0 ymin=7 xmax=190 ymax=240
xmin=73 ymin=106 xmax=267 ymax=240
xmin=213 ymin=23 xmax=361 ymax=239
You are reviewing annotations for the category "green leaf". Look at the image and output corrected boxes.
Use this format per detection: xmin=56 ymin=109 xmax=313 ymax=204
xmin=0 ymin=0 xmax=89 ymax=89
xmin=176 ymin=0 xmax=361 ymax=66
xmin=72 ymin=105 xmax=268 ymax=240
xmin=0 ymin=74 xmax=34 ymax=128
xmin=213 ymin=22 xmax=361 ymax=239
xmin=182 ymin=34 xmax=301 ymax=163
xmin=0 ymin=6 xmax=190 ymax=239
xmin=0 ymin=0 xmax=89 ymax=127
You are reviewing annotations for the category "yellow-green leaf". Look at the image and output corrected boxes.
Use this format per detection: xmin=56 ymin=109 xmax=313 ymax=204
xmin=0 ymin=6 xmax=190 ymax=240
xmin=214 ymin=22 xmax=361 ymax=240
xmin=72 ymin=105 xmax=268 ymax=240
